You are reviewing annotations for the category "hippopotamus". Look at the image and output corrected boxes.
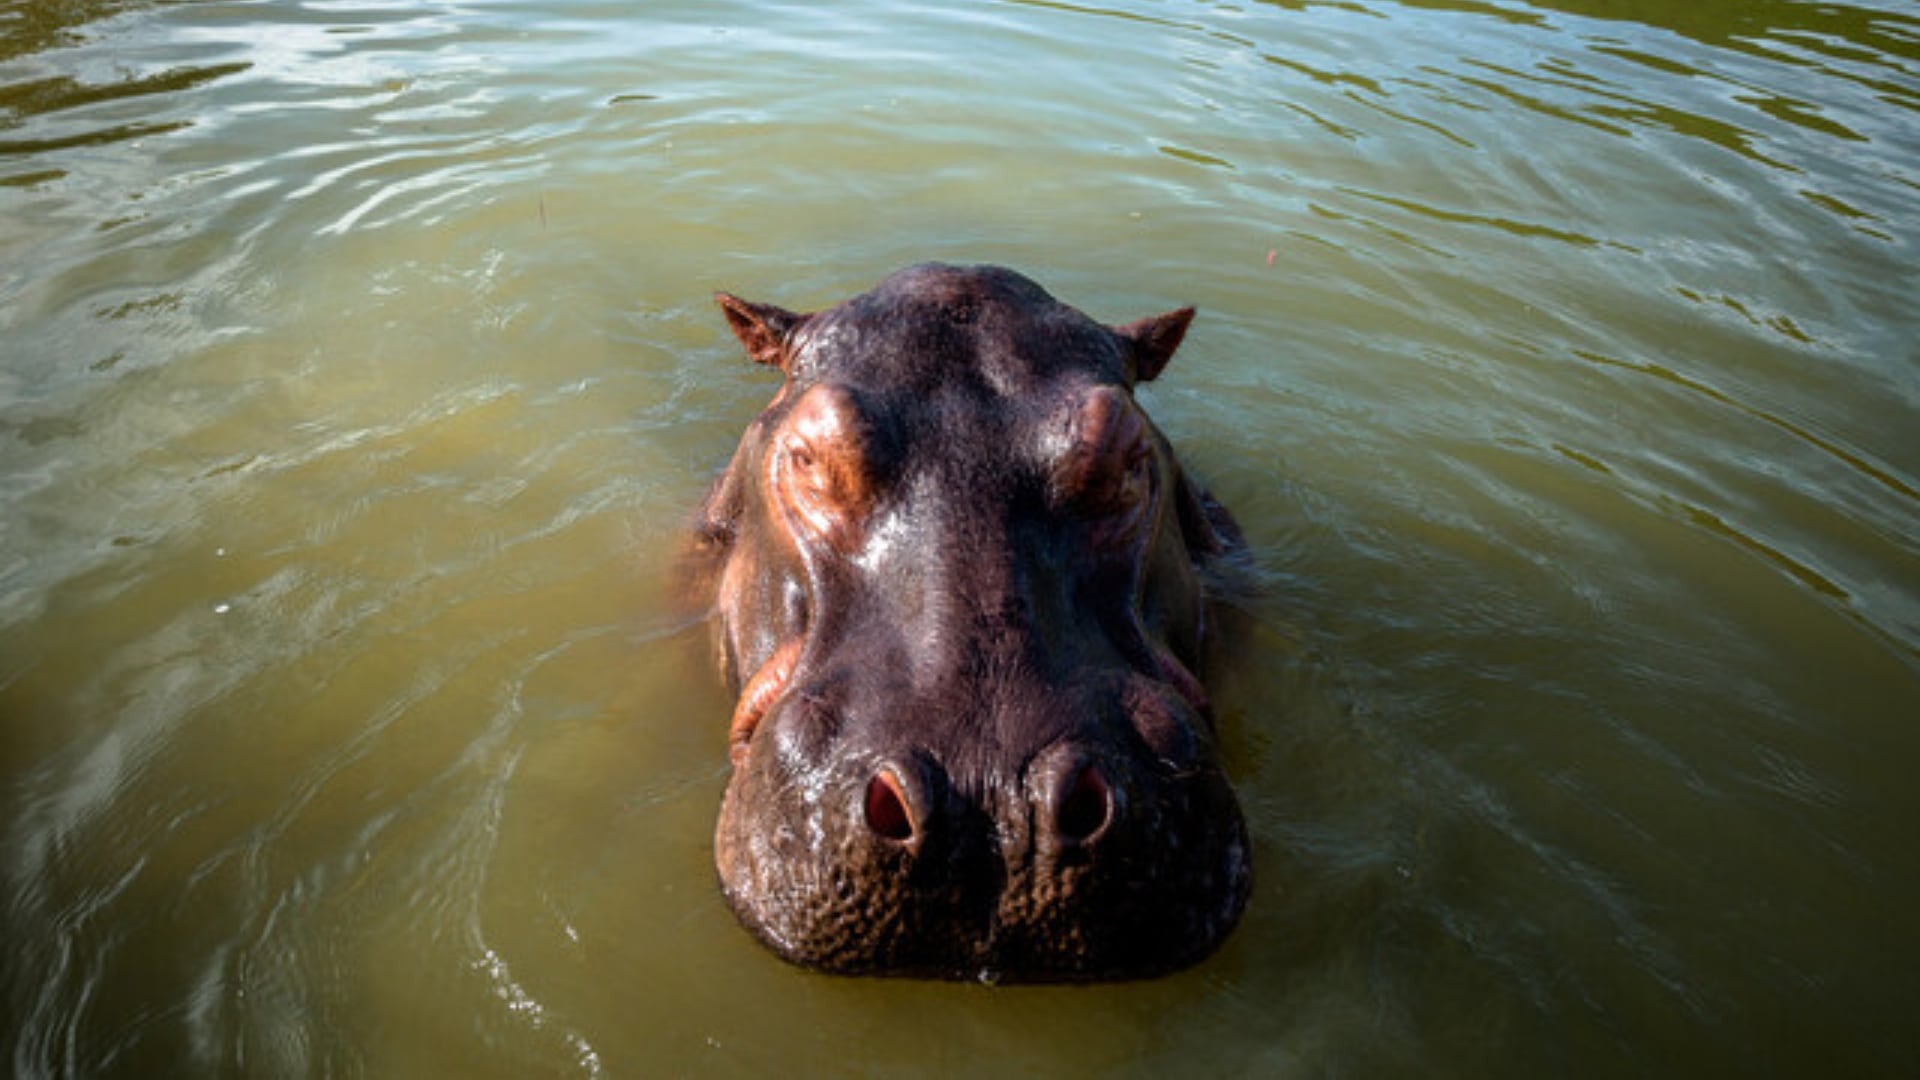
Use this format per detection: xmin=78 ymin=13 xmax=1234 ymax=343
xmin=689 ymin=264 xmax=1251 ymax=981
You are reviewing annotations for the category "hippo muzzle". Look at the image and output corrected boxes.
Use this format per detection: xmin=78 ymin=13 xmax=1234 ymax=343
xmin=689 ymin=264 xmax=1251 ymax=981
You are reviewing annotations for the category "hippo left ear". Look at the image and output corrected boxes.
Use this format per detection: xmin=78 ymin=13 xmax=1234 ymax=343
xmin=716 ymin=293 xmax=810 ymax=371
xmin=1114 ymin=307 xmax=1196 ymax=383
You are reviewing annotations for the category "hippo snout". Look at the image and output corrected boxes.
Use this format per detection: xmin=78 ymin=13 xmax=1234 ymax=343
xmin=713 ymin=673 xmax=1251 ymax=980
xmin=691 ymin=265 xmax=1253 ymax=981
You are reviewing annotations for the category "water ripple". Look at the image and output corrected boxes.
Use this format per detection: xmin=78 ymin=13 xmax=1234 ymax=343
xmin=3 ymin=0 xmax=1918 ymax=1074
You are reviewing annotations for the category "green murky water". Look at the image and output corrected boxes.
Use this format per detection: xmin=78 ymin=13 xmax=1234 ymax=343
xmin=3 ymin=0 xmax=1917 ymax=1074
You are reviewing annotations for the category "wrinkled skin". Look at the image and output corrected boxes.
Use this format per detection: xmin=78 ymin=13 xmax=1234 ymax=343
xmin=689 ymin=264 xmax=1250 ymax=981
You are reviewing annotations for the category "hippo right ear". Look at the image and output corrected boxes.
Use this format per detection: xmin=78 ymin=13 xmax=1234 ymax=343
xmin=716 ymin=293 xmax=809 ymax=371
xmin=1114 ymin=306 xmax=1196 ymax=384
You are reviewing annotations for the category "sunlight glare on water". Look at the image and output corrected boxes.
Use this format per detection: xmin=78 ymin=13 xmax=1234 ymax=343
xmin=2 ymin=0 xmax=1917 ymax=1074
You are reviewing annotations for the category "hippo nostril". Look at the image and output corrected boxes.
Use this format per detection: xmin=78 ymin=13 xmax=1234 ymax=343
xmin=864 ymin=769 xmax=915 ymax=843
xmin=1056 ymin=763 xmax=1112 ymax=844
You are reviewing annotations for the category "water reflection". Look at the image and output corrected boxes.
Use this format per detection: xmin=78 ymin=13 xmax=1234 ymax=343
xmin=2 ymin=0 xmax=1917 ymax=1074
xmin=0 ymin=0 xmax=151 ymax=62
xmin=1518 ymin=0 xmax=1920 ymax=64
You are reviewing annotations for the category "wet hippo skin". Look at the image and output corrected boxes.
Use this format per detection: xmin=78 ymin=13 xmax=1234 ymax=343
xmin=688 ymin=264 xmax=1252 ymax=981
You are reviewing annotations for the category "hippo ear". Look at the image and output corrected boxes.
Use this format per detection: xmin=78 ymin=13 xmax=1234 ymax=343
xmin=716 ymin=293 xmax=809 ymax=371
xmin=1114 ymin=307 xmax=1196 ymax=383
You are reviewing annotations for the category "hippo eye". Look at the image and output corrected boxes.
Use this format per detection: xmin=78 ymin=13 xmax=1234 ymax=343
xmin=769 ymin=385 xmax=878 ymax=551
xmin=780 ymin=435 xmax=860 ymax=524
xmin=1050 ymin=388 xmax=1158 ymax=538
xmin=1118 ymin=439 xmax=1152 ymax=501
xmin=1066 ymin=436 xmax=1153 ymax=515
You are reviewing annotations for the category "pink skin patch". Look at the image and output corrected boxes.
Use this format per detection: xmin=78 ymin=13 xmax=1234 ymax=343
xmin=729 ymin=638 xmax=804 ymax=766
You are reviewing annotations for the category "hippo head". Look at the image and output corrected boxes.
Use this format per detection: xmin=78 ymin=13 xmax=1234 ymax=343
xmin=692 ymin=264 xmax=1249 ymax=981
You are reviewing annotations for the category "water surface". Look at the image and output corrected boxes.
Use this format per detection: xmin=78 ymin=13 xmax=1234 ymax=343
xmin=3 ymin=0 xmax=1917 ymax=1074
